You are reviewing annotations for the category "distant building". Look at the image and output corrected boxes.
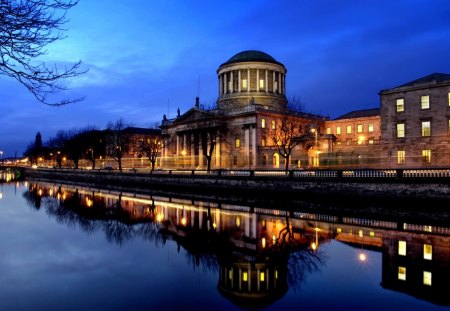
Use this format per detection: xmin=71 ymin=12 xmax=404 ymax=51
xmin=380 ymin=73 xmax=450 ymax=167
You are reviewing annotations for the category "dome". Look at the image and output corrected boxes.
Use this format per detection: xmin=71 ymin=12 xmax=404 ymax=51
xmin=220 ymin=50 xmax=281 ymax=67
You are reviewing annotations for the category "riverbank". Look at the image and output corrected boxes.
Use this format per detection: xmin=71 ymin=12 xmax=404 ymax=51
xmin=22 ymin=167 xmax=450 ymax=201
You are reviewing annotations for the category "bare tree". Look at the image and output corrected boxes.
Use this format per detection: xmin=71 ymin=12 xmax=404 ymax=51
xmin=140 ymin=130 xmax=164 ymax=173
xmin=0 ymin=0 xmax=85 ymax=106
xmin=106 ymin=118 xmax=132 ymax=172
xmin=268 ymin=99 xmax=320 ymax=172
xmin=194 ymin=111 xmax=227 ymax=172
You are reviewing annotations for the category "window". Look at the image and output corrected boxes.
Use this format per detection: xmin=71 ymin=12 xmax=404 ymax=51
xmin=261 ymin=137 xmax=266 ymax=147
xmin=346 ymin=125 xmax=352 ymax=134
xmin=336 ymin=126 xmax=341 ymax=135
xmin=235 ymin=138 xmax=240 ymax=148
xmin=398 ymin=267 xmax=406 ymax=281
xmin=424 ymin=244 xmax=432 ymax=260
xmin=423 ymin=271 xmax=432 ymax=286
xmin=337 ymin=141 xmax=342 ymax=146
xmin=396 ymin=98 xmax=404 ymax=112
xmin=260 ymin=272 xmax=265 ymax=282
xmin=243 ymin=272 xmax=248 ymax=282
xmin=368 ymin=123 xmax=374 ymax=132
xmin=397 ymin=150 xmax=405 ymax=165
xmin=422 ymin=149 xmax=431 ymax=164
xmin=421 ymin=95 xmax=430 ymax=109
xmin=346 ymin=139 xmax=352 ymax=146
xmin=368 ymin=139 xmax=374 ymax=145
xmin=421 ymin=121 xmax=431 ymax=137
xmin=357 ymin=124 xmax=363 ymax=133
xmin=271 ymin=120 xmax=276 ymax=130
xmin=242 ymin=79 xmax=248 ymax=90
xmin=326 ymin=127 xmax=331 ymax=134
xmin=259 ymin=79 xmax=265 ymax=89
xmin=397 ymin=123 xmax=405 ymax=138
xmin=398 ymin=241 xmax=407 ymax=256
xmin=261 ymin=118 xmax=266 ymax=128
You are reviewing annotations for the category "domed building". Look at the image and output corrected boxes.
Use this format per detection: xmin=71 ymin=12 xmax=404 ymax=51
xmin=160 ymin=50 xmax=328 ymax=170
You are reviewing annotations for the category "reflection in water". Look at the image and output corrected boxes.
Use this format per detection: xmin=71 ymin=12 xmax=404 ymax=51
xmin=22 ymin=182 xmax=450 ymax=308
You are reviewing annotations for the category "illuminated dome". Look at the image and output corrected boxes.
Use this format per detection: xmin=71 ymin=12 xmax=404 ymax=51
xmin=220 ymin=50 xmax=281 ymax=67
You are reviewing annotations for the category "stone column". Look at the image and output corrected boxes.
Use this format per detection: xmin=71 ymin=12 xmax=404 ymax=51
xmin=176 ymin=135 xmax=180 ymax=156
xmin=252 ymin=126 xmax=257 ymax=168
xmin=215 ymin=134 xmax=221 ymax=169
xmin=219 ymin=74 xmax=223 ymax=96
xmin=256 ymin=69 xmax=259 ymax=92
xmin=273 ymin=71 xmax=276 ymax=93
xmin=199 ymin=136 xmax=204 ymax=167
xmin=265 ymin=70 xmax=268 ymax=93
xmin=247 ymin=68 xmax=250 ymax=94
xmin=191 ymin=134 xmax=195 ymax=168
xmin=252 ymin=213 xmax=257 ymax=238
xmin=238 ymin=70 xmax=241 ymax=92
xmin=282 ymin=74 xmax=285 ymax=95
xmin=245 ymin=127 xmax=250 ymax=167
xmin=223 ymin=73 xmax=227 ymax=94
xmin=278 ymin=72 xmax=281 ymax=94
xmin=230 ymin=71 xmax=233 ymax=93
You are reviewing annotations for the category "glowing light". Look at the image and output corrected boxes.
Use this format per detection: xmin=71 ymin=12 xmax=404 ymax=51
xmin=0 ymin=193 xmax=3 ymax=200
xmin=262 ymin=237 xmax=266 ymax=248
xmin=181 ymin=150 xmax=186 ymax=156
xmin=243 ymin=272 xmax=248 ymax=282
xmin=235 ymin=217 xmax=240 ymax=227
xmin=272 ymin=235 xmax=276 ymax=244
xmin=311 ymin=242 xmax=317 ymax=250
xmin=181 ymin=217 xmax=187 ymax=226
xmin=212 ymin=222 xmax=217 ymax=229
xmin=260 ymin=272 xmax=265 ymax=282
xmin=85 ymin=197 xmax=93 ymax=207
xmin=359 ymin=253 xmax=367 ymax=262
xmin=38 ymin=189 xmax=42 ymax=196
xmin=156 ymin=213 xmax=164 ymax=222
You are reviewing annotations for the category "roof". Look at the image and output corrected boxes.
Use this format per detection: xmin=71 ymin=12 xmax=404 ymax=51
xmin=122 ymin=127 xmax=161 ymax=135
xmin=380 ymin=72 xmax=450 ymax=93
xmin=334 ymin=108 xmax=380 ymax=120
xmin=219 ymin=50 xmax=283 ymax=67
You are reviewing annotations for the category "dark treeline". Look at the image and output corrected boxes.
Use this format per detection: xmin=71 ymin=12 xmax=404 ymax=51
xmin=23 ymin=118 xmax=162 ymax=172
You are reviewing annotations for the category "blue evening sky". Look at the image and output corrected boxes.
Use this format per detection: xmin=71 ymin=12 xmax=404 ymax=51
xmin=1 ymin=0 xmax=450 ymax=156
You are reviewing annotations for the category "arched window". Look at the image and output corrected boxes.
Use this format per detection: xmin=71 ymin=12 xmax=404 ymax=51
xmin=273 ymin=153 xmax=280 ymax=168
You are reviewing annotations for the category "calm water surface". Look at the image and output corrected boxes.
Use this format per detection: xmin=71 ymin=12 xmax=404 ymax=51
xmin=0 ymin=181 xmax=449 ymax=311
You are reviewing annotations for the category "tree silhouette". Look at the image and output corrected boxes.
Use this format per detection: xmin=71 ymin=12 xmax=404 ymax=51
xmin=0 ymin=0 xmax=85 ymax=106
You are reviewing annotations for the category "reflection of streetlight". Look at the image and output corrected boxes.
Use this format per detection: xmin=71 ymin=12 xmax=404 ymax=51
xmin=359 ymin=252 xmax=367 ymax=262
xmin=311 ymin=227 xmax=319 ymax=250
xmin=0 ymin=151 xmax=3 ymax=165
xmin=310 ymin=128 xmax=318 ymax=148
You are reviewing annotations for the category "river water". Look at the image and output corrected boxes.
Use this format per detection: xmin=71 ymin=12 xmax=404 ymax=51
xmin=0 ymin=180 xmax=449 ymax=311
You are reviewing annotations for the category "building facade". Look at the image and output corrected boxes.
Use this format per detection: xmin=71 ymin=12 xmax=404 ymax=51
xmin=380 ymin=73 xmax=450 ymax=168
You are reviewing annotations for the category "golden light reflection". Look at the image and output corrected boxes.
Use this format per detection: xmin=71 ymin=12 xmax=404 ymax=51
xmin=38 ymin=189 xmax=42 ymax=196
xmin=235 ymin=217 xmax=240 ymax=227
xmin=261 ymin=237 xmax=266 ymax=249
xmin=212 ymin=222 xmax=217 ymax=229
xmin=359 ymin=253 xmax=367 ymax=262
xmin=181 ymin=217 xmax=187 ymax=226
xmin=0 ymin=193 xmax=3 ymax=200
xmin=85 ymin=197 xmax=93 ymax=207
xmin=156 ymin=213 xmax=164 ymax=222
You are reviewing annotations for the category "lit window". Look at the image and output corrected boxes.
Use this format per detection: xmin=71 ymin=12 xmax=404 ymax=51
xmin=337 ymin=141 xmax=342 ymax=145
xmin=397 ymin=150 xmax=405 ymax=165
xmin=229 ymin=270 xmax=233 ymax=280
xmin=422 ymin=149 xmax=431 ymax=164
xmin=337 ymin=228 xmax=342 ymax=233
xmin=326 ymin=127 xmax=331 ymax=134
xmin=396 ymin=98 xmax=404 ymax=112
xmin=421 ymin=121 xmax=431 ymax=137
xmin=346 ymin=139 xmax=352 ymax=146
xmin=398 ymin=240 xmax=407 ymax=256
xmin=424 ymin=244 xmax=432 ymax=260
xmin=368 ymin=123 xmax=374 ymax=132
xmin=358 ymin=230 xmax=363 ymax=237
xmin=242 ymin=79 xmax=248 ymax=90
xmin=260 ymin=272 xmax=265 ymax=282
xmin=368 ymin=139 xmax=374 ymax=145
xmin=275 ymin=270 xmax=278 ymax=279
xmin=243 ymin=272 xmax=248 ymax=282
xmin=421 ymin=95 xmax=430 ymax=109
xmin=397 ymin=123 xmax=405 ymax=138
xmin=262 ymin=237 xmax=266 ymax=248
xmin=271 ymin=120 xmax=276 ymax=130
xmin=398 ymin=266 xmax=406 ymax=280
xmin=423 ymin=271 xmax=432 ymax=286
xmin=261 ymin=138 xmax=266 ymax=147
xmin=370 ymin=231 xmax=375 ymax=237
xmin=259 ymin=79 xmax=265 ymax=89
xmin=235 ymin=138 xmax=240 ymax=148
xmin=336 ymin=126 xmax=341 ymax=135
xmin=357 ymin=124 xmax=363 ymax=133
xmin=346 ymin=125 xmax=352 ymax=134
xmin=261 ymin=118 xmax=266 ymax=128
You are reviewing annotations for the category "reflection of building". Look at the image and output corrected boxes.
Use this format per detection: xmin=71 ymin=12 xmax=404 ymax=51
xmin=26 ymin=182 xmax=450 ymax=307
xmin=381 ymin=231 xmax=450 ymax=306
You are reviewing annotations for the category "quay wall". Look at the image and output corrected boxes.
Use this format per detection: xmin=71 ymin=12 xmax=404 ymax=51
xmin=21 ymin=168 xmax=450 ymax=200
